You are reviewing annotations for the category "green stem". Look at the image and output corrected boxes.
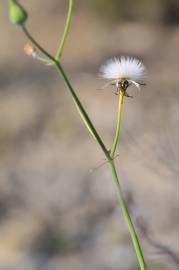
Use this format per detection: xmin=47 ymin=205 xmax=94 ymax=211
xmin=55 ymin=0 xmax=73 ymax=61
xmin=110 ymin=90 xmax=124 ymax=159
xmin=109 ymin=160 xmax=147 ymax=270
xmin=22 ymin=25 xmax=55 ymax=63
xmin=21 ymin=26 xmax=109 ymax=158
xmin=21 ymin=26 xmax=147 ymax=270
xmin=55 ymin=63 xmax=110 ymax=159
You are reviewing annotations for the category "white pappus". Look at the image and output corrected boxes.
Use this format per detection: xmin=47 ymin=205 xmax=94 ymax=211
xmin=100 ymin=57 xmax=146 ymax=95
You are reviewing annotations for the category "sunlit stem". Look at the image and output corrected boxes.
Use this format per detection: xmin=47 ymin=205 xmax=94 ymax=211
xmin=110 ymin=89 xmax=124 ymax=159
xmin=55 ymin=0 xmax=73 ymax=61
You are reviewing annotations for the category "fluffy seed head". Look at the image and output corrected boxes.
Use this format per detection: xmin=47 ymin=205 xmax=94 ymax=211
xmin=100 ymin=57 xmax=146 ymax=82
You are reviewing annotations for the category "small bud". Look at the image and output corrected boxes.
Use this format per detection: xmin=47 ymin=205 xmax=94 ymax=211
xmin=9 ymin=0 xmax=28 ymax=25
xmin=24 ymin=43 xmax=54 ymax=65
xmin=24 ymin=43 xmax=38 ymax=58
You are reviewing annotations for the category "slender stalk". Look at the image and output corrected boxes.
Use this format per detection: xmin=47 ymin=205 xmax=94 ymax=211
xmin=21 ymin=26 xmax=147 ymax=270
xmin=22 ymin=25 xmax=55 ymax=63
xmin=21 ymin=27 xmax=109 ymax=159
xmin=55 ymin=0 xmax=73 ymax=61
xmin=110 ymin=90 xmax=124 ymax=159
xmin=55 ymin=63 xmax=110 ymax=159
xmin=54 ymin=64 xmax=148 ymax=269
xmin=109 ymin=161 xmax=147 ymax=270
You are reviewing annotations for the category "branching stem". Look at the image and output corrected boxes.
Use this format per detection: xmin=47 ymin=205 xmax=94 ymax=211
xmin=21 ymin=16 xmax=147 ymax=270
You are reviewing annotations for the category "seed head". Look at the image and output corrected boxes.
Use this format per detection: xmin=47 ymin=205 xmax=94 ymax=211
xmin=100 ymin=57 xmax=146 ymax=92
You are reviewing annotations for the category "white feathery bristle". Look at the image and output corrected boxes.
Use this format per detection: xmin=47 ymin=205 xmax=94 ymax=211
xmin=100 ymin=57 xmax=146 ymax=82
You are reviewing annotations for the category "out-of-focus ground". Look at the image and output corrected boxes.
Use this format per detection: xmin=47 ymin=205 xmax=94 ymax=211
xmin=1 ymin=0 xmax=179 ymax=269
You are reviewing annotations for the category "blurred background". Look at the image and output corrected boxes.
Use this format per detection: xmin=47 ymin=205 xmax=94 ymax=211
xmin=1 ymin=0 xmax=179 ymax=269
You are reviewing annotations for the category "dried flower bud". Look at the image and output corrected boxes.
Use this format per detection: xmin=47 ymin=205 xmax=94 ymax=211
xmin=9 ymin=0 xmax=28 ymax=25
xmin=24 ymin=43 xmax=38 ymax=58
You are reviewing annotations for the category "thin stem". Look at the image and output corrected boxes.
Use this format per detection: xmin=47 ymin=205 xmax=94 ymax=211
xmin=55 ymin=0 xmax=74 ymax=61
xmin=108 ymin=161 xmax=148 ymax=270
xmin=55 ymin=63 xmax=110 ymax=159
xmin=21 ymin=26 xmax=109 ymax=158
xmin=22 ymin=25 xmax=55 ymax=64
xmin=21 ymin=25 xmax=148 ymax=270
xmin=110 ymin=90 xmax=124 ymax=159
